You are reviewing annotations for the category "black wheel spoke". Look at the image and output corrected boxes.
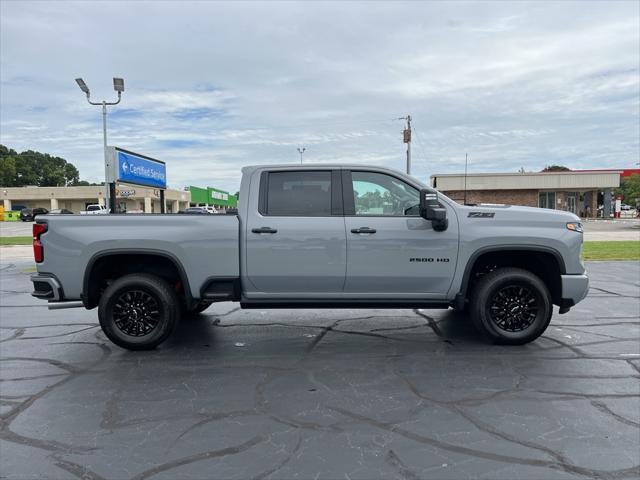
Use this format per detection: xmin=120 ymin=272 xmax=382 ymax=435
xmin=488 ymin=284 xmax=540 ymax=333
xmin=112 ymin=289 xmax=161 ymax=337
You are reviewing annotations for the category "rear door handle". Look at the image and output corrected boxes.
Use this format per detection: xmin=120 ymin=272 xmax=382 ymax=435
xmin=351 ymin=227 xmax=377 ymax=234
xmin=252 ymin=227 xmax=278 ymax=234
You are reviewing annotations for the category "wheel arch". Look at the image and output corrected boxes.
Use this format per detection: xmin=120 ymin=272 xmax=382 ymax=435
xmin=83 ymin=249 xmax=193 ymax=309
xmin=457 ymin=245 xmax=566 ymax=308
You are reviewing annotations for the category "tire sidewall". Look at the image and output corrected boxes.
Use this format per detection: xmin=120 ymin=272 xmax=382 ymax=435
xmin=99 ymin=275 xmax=178 ymax=350
xmin=473 ymin=269 xmax=552 ymax=344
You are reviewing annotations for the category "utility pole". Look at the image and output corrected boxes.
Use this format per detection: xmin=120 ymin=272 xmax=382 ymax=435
xmin=297 ymin=147 xmax=306 ymax=164
xmin=463 ymin=153 xmax=469 ymax=205
xmin=400 ymin=115 xmax=412 ymax=175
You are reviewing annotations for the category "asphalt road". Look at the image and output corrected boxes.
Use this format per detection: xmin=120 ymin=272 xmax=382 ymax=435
xmin=0 ymin=260 xmax=639 ymax=480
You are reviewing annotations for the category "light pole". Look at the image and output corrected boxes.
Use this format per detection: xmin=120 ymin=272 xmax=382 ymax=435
xmin=297 ymin=147 xmax=306 ymax=164
xmin=75 ymin=77 xmax=124 ymax=213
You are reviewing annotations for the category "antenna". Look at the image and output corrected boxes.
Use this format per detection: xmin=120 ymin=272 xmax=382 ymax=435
xmin=463 ymin=153 xmax=469 ymax=205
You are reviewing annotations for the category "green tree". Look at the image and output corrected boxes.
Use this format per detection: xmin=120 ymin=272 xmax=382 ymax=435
xmin=0 ymin=155 xmax=16 ymax=186
xmin=615 ymin=174 xmax=640 ymax=207
xmin=0 ymin=144 xmax=85 ymax=187
xmin=541 ymin=165 xmax=571 ymax=172
xmin=64 ymin=163 xmax=80 ymax=186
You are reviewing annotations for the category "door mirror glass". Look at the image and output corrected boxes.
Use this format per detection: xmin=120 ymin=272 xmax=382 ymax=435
xmin=419 ymin=189 xmax=448 ymax=231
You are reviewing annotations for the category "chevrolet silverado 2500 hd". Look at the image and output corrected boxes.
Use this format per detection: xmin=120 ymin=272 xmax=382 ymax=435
xmin=31 ymin=164 xmax=589 ymax=350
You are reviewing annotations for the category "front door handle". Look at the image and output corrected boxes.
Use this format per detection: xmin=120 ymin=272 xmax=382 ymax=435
xmin=252 ymin=226 xmax=278 ymax=234
xmin=351 ymin=227 xmax=377 ymax=234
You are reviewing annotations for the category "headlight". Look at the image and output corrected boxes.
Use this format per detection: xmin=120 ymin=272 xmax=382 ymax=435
xmin=566 ymin=222 xmax=583 ymax=233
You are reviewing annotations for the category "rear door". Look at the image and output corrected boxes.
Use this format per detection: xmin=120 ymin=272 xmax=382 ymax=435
xmin=245 ymin=169 xmax=346 ymax=294
xmin=343 ymin=170 xmax=458 ymax=297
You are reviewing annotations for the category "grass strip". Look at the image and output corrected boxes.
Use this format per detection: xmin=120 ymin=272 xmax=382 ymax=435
xmin=583 ymin=241 xmax=640 ymax=261
xmin=0 ymin=236 xmax=32 ymax=245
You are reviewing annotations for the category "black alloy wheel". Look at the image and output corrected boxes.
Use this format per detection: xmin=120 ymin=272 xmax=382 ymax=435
xmin=98 ymin=274 xmax=179 ymax=350
xmin=488 ymin=284 xmax=540 ymax=333
xmin=112 ymin=290 xmax=161 ymax=337
xmin=470 ymin=267 xmax=552 ymax=345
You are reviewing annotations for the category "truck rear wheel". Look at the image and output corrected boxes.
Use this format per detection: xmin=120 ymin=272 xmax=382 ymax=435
xmin=470 ymin=267 xmax=552 ymax=345
xmin=98 ymin=274 xmax=179 ymax=350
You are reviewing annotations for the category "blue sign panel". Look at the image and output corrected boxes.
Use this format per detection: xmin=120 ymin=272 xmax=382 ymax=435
xmin=116 ymin=150 xmax=166 ymax=189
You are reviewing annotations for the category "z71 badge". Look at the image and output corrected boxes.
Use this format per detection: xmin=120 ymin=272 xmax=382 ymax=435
xmin=468 ymin=212 xmax=495 ymax=218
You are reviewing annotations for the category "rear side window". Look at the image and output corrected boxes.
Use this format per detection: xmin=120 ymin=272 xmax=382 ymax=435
xmin=265 ymin=171 xmax=332 ymax=216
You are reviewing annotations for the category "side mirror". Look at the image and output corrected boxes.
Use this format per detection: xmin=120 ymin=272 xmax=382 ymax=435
xmin=419 ymin=189 xmax=448 ymax=231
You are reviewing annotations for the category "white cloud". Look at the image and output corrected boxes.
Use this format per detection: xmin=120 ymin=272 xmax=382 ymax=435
xmin=1 ymin=0 xmax=638 ymax=193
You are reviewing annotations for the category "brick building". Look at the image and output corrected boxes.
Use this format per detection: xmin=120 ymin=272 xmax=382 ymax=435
xmin=1 ymin=184 xmax=191 ymax=214
xmin=430 ymin=170 xmax=628 ymax=218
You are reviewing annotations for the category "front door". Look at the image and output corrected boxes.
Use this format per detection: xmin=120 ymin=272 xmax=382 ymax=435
xmin=343 ymin=170 xmax=458 ymax=297
xmin=245 ymin=169 xmax=346 ymax=295
xmin=566 ymin=192 xmax=577 ymax=214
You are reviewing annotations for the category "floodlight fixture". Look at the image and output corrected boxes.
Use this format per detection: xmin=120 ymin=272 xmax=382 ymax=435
xmin=75 ymin=78 xmax=90 ymax=95
xmin=74 ymin=76 xmax=125 ymax=214
xmin=113 ymin=77 xmax=124 ymax=93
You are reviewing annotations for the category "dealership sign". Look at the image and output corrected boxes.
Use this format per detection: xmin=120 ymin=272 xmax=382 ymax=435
xmin=107 ymin=147 xmax=166 ymax=189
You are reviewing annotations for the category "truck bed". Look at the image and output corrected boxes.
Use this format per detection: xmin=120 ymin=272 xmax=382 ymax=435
xmin=36 ymin=214 xmax=240 ymax=300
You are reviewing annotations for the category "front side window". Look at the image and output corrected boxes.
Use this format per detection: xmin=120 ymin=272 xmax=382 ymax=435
xmin=352 ymin=171 xmax=419 ymax=216
xmin=266 ymin=171 xmax=332 ymax=216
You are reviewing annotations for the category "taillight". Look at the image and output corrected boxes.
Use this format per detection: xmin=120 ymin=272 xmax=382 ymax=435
xmin=33 ymin=223 xmax=47 ymax=263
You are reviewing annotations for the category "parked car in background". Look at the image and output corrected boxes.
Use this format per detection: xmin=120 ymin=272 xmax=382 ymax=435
xmin=11 ymin=205 xmax=27 ymax=212
xmin=48 ymin=209 xmax=74 ymax=215
xmin=620 ymin=204 xmax=633 ymax=211
xmin=182 ymin=206 xmax=209 ymax=214
xmin=204 ymin=206 xmax=219 ymax=214
xmin=80 ymin=204 xmax=109 ymax=215
xmin=20 ymin=207 xmax=48 ymax=221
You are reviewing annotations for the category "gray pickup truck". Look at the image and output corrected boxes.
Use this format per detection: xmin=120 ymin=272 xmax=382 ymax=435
xmin=31 ymin=164 xmax=588 ymax=350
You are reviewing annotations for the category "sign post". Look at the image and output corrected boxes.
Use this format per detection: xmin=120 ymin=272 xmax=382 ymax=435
xmin=107 ymin=147 xmax=167 ymax=213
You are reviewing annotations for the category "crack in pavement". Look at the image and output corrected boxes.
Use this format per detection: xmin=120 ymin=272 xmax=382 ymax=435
xmin=129 ymin=435 xmax=266 ymax=480
xmin=251 ymin=435 xmax=303 ymax=480
xmin=330 ymin=406 xmax=640 ymax=480
xmin=413 ymin=309 xmax=444 ymax=338
xmin=385 ymin=449 xmax=422 ymax=480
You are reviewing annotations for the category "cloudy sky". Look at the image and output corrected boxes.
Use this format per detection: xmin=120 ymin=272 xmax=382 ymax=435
xmin=1 ymin=1 xmax=638 ymax=192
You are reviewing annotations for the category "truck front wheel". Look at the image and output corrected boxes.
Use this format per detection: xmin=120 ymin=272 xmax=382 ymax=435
xmin=98 ymin=274 xmax=179 ymax=350
xmin=470 ymin=267 xmax=552 ymax=345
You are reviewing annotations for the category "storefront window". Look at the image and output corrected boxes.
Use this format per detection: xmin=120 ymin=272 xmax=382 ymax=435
xmin=539 ymin=192 xmax=556 ymax=209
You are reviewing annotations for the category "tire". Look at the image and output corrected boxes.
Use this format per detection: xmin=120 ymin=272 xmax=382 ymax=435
xmin=469 ymin=267 xmax=552 ymax=345
xmin=98 ymin=273 xmax=179 ymax=350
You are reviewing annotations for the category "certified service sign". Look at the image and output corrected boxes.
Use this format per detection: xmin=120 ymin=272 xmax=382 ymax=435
xmin=108 ymin=147 xmax=167 ymax=189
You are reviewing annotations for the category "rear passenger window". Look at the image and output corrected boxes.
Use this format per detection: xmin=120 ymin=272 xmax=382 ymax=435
xmin=266 ymin=171 xmax=332 ymax=216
